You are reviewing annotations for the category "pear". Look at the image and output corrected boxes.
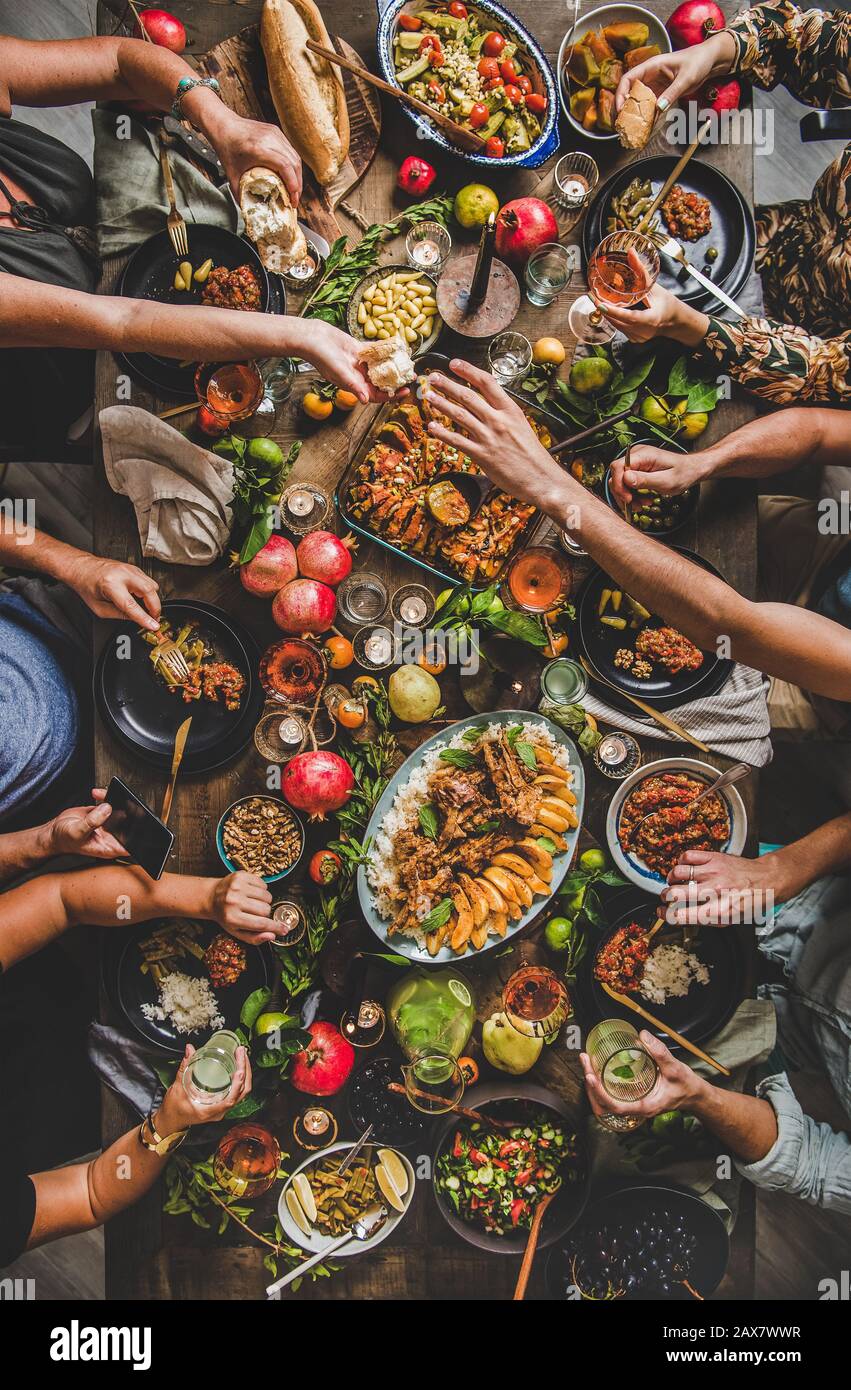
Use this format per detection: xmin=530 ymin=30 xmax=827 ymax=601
xmin=482 ymin=1011 xmax=542 ymax=1075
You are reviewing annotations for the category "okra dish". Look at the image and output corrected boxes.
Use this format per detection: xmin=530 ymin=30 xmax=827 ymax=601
xmin=392 ymin=4 xmax=549 ymax=158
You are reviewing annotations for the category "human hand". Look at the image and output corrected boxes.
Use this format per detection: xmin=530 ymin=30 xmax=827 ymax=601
xmin=46 ymin=790 xmax=129 ymax=861
xmin=597 ymin=283 xmax=709 ymax=348
xmin=609 ymin=444 xmax=706 ymax=506
xmin=207 ymin=870 xmax=281 ymax=944
xmin=214 ymin=110 xmax=303 ymax=206
xmin=297 ymin=321 xmax=407 ymax=405
xmin=581 ymin=1030 xmax=704 ymax=1120
xmin=423 ymin=359 xmax=570 ymax=512
xmin=615 ymin=32 xmax=736 ymax=113
xmin=67 ymin=554 xmax=161 ymax=632
xmin=156 ymin=1043 xmax=253 ymax=1131
xmin=662 ymin=849 xmax=788 ymax=926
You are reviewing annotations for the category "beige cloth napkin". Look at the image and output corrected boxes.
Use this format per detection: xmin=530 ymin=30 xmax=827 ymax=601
xmin=100 ymin=406 xmax=234 ymax=566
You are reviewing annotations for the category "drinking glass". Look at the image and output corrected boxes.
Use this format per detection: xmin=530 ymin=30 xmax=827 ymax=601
xmin=402 ymin=1049 xmax=465 ymax=1114
xmin=553 ymin=152 xmax=599 ymax=213
xmin=406 ymin=221 xmax=452 ymax=277
xmin=506 ymin=545 xmax=573 ymax=614
xmin=487 ymin=331 xmax=533 ymax=386
xmin=262 ymin=357 xmax=295 ymax=405
xmin=585 ymin=1019 xmax=659 ymax=1131
xmin=525 ymin=242 xmax=576 ymax=307
xmin=195 ymin=360 xmax=275 ymax=438
xmin=502 ymin=965 xmax=570 ymax=1042
xmin=182 ymin=1029 xmax=241 ymax=1105
xmin=568 ymin=230 xmax=661 ymax=345
xmin=336 ymin=571 xmax=389 ymax=624
xmin=214 ymin=1123 xmax=281 ymax=1197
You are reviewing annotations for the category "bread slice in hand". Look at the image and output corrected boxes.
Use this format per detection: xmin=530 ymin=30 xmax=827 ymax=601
xmin=261 ymin=0 xmax=350 ymax=187
xmin=239 ymin=166 xmax=309 ymax=274
xmin=615 ymin=80 xmax=658 ymax=150
xmin=357 ymin=336 xmax=417 ymax=394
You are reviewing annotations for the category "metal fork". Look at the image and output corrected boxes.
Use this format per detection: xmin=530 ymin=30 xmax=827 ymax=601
xmin=158 ymin=133 xmax=189 ymax=258
xmin=153 ymin=639 xmax=191 ymax=684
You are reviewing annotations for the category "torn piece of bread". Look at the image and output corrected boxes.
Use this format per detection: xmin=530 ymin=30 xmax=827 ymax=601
xmin=357 ymin=336 xmax=417 ymax=394
xmin=615 ymin=80 xmax=657 ymax=150
xmin=239 ymin=165 xmax=309 ymax=274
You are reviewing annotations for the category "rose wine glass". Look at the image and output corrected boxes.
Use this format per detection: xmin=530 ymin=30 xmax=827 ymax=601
xmin=568 ymin=231 xmax=661 ymax=345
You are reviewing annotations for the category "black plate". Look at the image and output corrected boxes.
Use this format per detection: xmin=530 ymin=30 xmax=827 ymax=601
xmin=575 ymin=901 xmax=746 ymax=1048
xmin=94 ymin=599 xmax=264 ymax=775
xmin=432 ymin=1082 xmax=589 ymax=1254
xmin=576 ymin=547 xmax=733 ymax=710
xmin=583 ymin=156 xmax=755 ymax=312
xmin=114 ymin=918 xmax=270 ymax=1053
xmin=116 ymin=225 xmax=277 ymax=399
xmin=545 ymin=1183 xmax=729 ymax=1300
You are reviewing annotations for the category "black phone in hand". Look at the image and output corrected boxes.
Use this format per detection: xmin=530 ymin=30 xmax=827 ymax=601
xmin=103 ymin=776 xmax=174 ymax=880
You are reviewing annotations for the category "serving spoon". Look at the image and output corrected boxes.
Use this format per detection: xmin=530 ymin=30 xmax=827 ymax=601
xmin=266 ymin=1202 xmax=388 ymax=1297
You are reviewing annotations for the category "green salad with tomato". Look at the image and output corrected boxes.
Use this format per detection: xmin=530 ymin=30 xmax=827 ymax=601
xmin=435 ymin=1111 xmax=580 ymax=1234
xmin=392 ymin=4 xmax=548 ymax=159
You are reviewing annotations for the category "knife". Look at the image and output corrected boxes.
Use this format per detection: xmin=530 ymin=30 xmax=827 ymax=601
xmin=657 ymin=235 xmax=745 ymax=318
xmin=162 ymin=115 xmax=227 ymax=184
xmin=160 ymin=716 xmax=193 ymax=826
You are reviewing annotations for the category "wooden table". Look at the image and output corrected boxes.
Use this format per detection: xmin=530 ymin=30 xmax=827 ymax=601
xmin=94 ymin=0 xmax=758 ymax=1299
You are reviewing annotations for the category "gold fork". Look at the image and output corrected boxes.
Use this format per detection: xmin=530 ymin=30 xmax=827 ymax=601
xmin=152 ymin=638 xmax=191 ymax=684
xmin=158 ymin=132 xmax=189 ymax=258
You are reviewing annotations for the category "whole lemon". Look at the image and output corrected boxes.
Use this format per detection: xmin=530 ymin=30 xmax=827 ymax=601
xmin=454 ymin=183 xmax=500 ymax=229
xmin=533 ymin=336 xmax=566 ymax=366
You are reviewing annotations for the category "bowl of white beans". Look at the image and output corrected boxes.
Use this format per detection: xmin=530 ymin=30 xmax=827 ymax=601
xmin=347 ymin=264 xmax=443 ymax=355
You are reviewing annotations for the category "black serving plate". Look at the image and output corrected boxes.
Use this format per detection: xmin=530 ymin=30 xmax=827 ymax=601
xmin=583 ymin=156 xmax=755 ymax=313
xmin=432 ymin=1082 xmax=589 ymax=1254
xmin=546 ymin=1183 xmax=729 ymax=1300
xmin=575 ymin=547 xmax=733 ymax=712
xmin=110 ymin=918 xmax=270 ymax=1054
xmin=94 ymin=599 xmax=264 ymax=775
xmin=574 ymin=900 xmax=746 ymax=1049
xmin=115 ymin=225 xmax=281 ymax=398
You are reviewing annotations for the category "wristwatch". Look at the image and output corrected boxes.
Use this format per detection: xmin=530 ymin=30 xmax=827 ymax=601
xmin=139 ymin=1111 xmax=189 ymax=1156
xmin=170 ymin=75 xmax=221 ymax=122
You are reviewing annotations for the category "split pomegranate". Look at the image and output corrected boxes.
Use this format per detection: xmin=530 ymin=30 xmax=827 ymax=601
xmin=281 ymin=750 xmax=354 ymax=820
xmin=295 ymin=530 xmax=355 ymax=587
xmin=272 ymin=578 xmax=337 ymax=634
xmin=495 ymin=198 xmax=559 ymax=267
xmin=666 ymin=0 xmax=725 ymax=49
xmin=240 ymin=534 xmax=297 ymax=597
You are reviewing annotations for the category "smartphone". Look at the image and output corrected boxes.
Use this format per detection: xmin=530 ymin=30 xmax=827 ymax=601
xmin=103 ymin=777 xmax=174 ymax=880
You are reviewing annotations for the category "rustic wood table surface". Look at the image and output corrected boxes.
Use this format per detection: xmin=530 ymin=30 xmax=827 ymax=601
xmin=94 ymin=0 xmax=758 ymax=1299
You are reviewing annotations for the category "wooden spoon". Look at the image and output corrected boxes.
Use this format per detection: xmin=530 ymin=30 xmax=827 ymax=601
xmin=513 ymin=1191 xmax=555 ymax=1300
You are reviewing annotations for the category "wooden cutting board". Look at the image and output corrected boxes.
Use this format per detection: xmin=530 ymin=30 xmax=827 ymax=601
xmin=198 ymin=24 xmax=381 ymax=247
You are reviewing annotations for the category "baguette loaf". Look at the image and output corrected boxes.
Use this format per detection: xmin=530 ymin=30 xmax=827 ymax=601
xmin=260 ymin=0 xmax=350 ymax=187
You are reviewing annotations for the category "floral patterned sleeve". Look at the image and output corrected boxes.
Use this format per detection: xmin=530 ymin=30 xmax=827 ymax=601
xmin=728 ymin=3 xmax=851 ymax=108
xmin=702 ymin=315 xmax=851 ymax=404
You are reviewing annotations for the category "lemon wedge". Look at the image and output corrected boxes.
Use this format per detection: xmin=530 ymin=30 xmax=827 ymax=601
xmin=377 ymin=1149 xmax=409 ymax=1197
xmin=285 ymin=1186 xmax=313 ymax=1237
xmin=375 ymin=1163 xmax=406 ymax=1214
xmin=293 ymin=1172 xmax=317 ymax=1224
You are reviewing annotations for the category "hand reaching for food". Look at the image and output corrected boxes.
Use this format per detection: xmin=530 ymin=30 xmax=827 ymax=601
xmin=209 ymin=870 xmax=278 ymax=944
xmin=69 ymin=555 xmax=161 ymax=631
xmin=614 ymin=30 xmax=736 ymax=114
xmin=299 ymin=322 xmax=408 ymax=404
xmin=609 ymin=445 xmax=705 ymax=505
xmin=214 ymin=109 xmax=304 ymax=206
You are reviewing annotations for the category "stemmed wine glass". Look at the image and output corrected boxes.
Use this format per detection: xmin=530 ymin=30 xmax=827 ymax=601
xmin=568 ymin=230 xmax=661 ymax=345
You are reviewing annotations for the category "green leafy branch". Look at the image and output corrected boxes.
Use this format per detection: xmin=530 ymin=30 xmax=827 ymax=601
xmin=218 ymin=435 xmax=301 ymax=564
xmin=433 ymin=582 xmax=557 ymax=649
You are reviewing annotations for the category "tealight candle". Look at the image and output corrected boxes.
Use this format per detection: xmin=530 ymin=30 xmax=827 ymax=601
xmin=593 ymin=731 xmax=642 ymax=780
xmin=400 ymin=594 xmax=428 ymax=625
xmin=278 ymin=716 xmax=305 ymax=748
xmin=365 ymin=630 xmax=392 ymax=665
xmin=286 ymin=488 xmax=314 ymax=518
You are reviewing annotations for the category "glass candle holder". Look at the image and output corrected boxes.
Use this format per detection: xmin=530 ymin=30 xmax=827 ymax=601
xmin=487 ymin=331 xmax=533 ymax=386
xmin=279 ymin=481 xmax=330 ymax=534
xmin=336 ymin=571 xmax=389 ymax=625
xmin=502 ymin=965 xmax=570 ymax=1042
xmin=293 ymin=1106 xmax=338 ymax=1150
xmin=390 ymin=583 xmax=435 ymax=629
xmin=354 ymin=624 xmax=395 ymax=671
xmin=214 ymin=1123 xmax=281 ymax=1198
xmin=553 ymin=152 xmax=599 ymax=212
xmin=585 ymin=1019 xmax=659 ymax=1131
xmin=270 ymin=899 xmax=307 ymax=946
xmin=406 ymin=221 xmax=452 ymax=276
xmin=253 ymin=709 xmax=309 ymax=762
xmin=525 ymin=243 xmax=576 ymax=307
xmin=593 ymin=731 xmax=642 ymax=780
xmin=182 ymin=1029 xmax=241 ymax=1105
xmin=340 ymin=999 xmax=387 ymax=1049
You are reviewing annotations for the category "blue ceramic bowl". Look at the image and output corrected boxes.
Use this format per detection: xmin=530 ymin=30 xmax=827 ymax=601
xmin=216 ymin=795 xmax=305 ymax=885
xmin=376 ymin=0 xmax=560 ymax=168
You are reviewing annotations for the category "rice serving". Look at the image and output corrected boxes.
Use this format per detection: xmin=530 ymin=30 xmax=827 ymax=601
xmin=639 ymin=942 xmax=710 ymax=1005
xmin=141 ymin=970 xmax=225 ymax=1034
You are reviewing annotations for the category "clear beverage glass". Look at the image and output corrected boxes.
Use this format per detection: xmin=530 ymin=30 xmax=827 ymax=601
xmin=487 ymin=331 xmax=533 ymax=385
xmin=503 ymin=965 xmax=570 ymax=1042
xmin=524 ymin=242 xmax=576 ymax=306
xmin=585 ymin=1018 xmax=659 ymax=1131
xmin=262 ymin=357 xmax=295 ymax=405
xmin=402 ymin=1049 xmax=465 ymax=1114
xmin=568 ymin=231 xmax=661 ymax=345
xmin=336 ymin=571 xmax=389 ymax=624
xmin=553 ymin=152 xmax=599 ymax=213
xmin=183 ymin=1029 xmax=241 ymax=1105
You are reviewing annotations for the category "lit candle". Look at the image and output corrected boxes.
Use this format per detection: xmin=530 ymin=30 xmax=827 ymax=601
xmin=286 ymin=488 xmax=314 ymax=519
xmin=278 ymin=716 xmax=305 ymax=748
xmin=272 ymin=901 xmax=303 ymax=936
xmin=361 ymin=626 xmax=393 ymax=668
xmin=288 ymin=253 xmax=317 ymax=281
xmin=561 ymin=176 xmax=589 ymax=206
xmin=593 ymin=731 xmax=641 ymax=780
xmin=302 ymin=1107 xmax=331 ymax=1137
xmin=413 ymin=239 xmax=440 ymax=268
xmin=400 ymin=594 xmax=428 ymax=625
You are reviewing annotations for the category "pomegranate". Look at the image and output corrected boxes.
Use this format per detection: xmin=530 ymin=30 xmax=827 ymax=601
xmin=290 ymin=1021 xmax=355 ymax=1096
xmin=196 ymin=405 xmax=227 ymax=437
xmin=695 ymin=76 xmax=741 ymax=114
xmin=136 ymin=7 xmax=187 ymax=52
xmin=240 ymin=534 xmax=297 ymax=597
xmin=295 ymin=530 xmax=356 ymax=587
xmin=495 ymin=198 xmax=559 ymax=268
xmin=666 ymin=1 xmax=725 ymax=49
xmin=272 ymin=578 xmax=337 ymax=634
xmin=281 ymin=750 xmax=354 ymax=820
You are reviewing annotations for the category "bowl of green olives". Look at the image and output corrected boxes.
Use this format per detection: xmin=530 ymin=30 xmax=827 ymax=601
xmin=604 ymin=464 xmax=699 ymax=537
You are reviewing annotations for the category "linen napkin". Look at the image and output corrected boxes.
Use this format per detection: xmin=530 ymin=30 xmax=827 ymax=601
xmin=100 ymin=405 xmax=234 ymax=566
xmin=582 ymin=661 xmax=773 ymax=767
xmin=91 ymin=109 xmax=240 ymax=258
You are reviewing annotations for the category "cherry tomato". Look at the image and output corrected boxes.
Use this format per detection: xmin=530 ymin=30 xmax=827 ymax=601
xmin=448 ymin=1 xmax=468 ymax=16
xmin=516 ymin=74 xmax=532 ymax=94
xmin=484 ymin=77 xmax=503 ymax=90
xmin=468 ymin=102 xmax=489 ymax=129
xmin=524 ymin=91 xmax=547 ymax=114
xmin=485 ymin=135 xmax=505 ymax=158
xmin=482 ymin=31 xmax=506 ymax=57
xmin=477 ymin=55 xmax=500 ymax=80
xmin=428 ymin=80 xmax=446 ymax=102
xmin=499 ymin=58 xmax=518 ymax=82
xmin=430 ymin=46 xmax=445 ymax=66
xmin=419 ymin=33 xmax=442 ymax=55
xmin=504 ymin=83 xmax=523 ymax=105
xmin=398 ymin=12 xmax=422 ymax=29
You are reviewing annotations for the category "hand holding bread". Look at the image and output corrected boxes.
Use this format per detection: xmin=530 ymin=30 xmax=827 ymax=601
xmin=615 ymin=78 xmax=658 ymax=150
xmin=261 ymin=0 xmax=350 ymax=187
xmin=239 ymin=166 xmax=309 ymax=273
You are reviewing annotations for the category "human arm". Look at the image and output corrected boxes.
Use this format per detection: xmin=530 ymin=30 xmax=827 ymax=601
xmin=0 ymin=790 xmax=130 ymax=885
xmin=424 ymin=360 xmax=851 ymax=700
xmin=0 ymin=520 xmax=161 ymax=629
xmin=25 ymin=1045 xmax=252 ymax=1247
xmin=0 ymin=864 xmax=283 ymax=972
xmin=0 ymin=274 xmax=387 ymax=404
xmin=0 ymin=33 xmax=302 ymax=201
xmin=609 ymin=407 xmax=850 ymax=507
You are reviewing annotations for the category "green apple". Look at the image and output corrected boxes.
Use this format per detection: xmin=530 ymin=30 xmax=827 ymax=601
xmin=482 ymin=1011 xmax=542 ymax=1075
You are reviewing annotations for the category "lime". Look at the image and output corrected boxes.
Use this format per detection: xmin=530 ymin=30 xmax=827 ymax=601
xmin=579 ymin=848 xmax=607 ymax=873
xmin=212 ymin=436 xmax=238 ymax=460
xmin=246 ymin=436 xmax=284 ymax=469
xmin=454 ymin=183 xmax=500 ymax=229
xmin=544 ymin=915 xmax=574 ymax=953
xmin=254 ymin=1010 xmax=291 ymax=1040
xmin=448 ymin=977 xmax=472 ymax=1007
xmin=639 ymin=395 xmax=671 ymax=427
xmin=569 ymin=356 xmax=613 ymax=397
